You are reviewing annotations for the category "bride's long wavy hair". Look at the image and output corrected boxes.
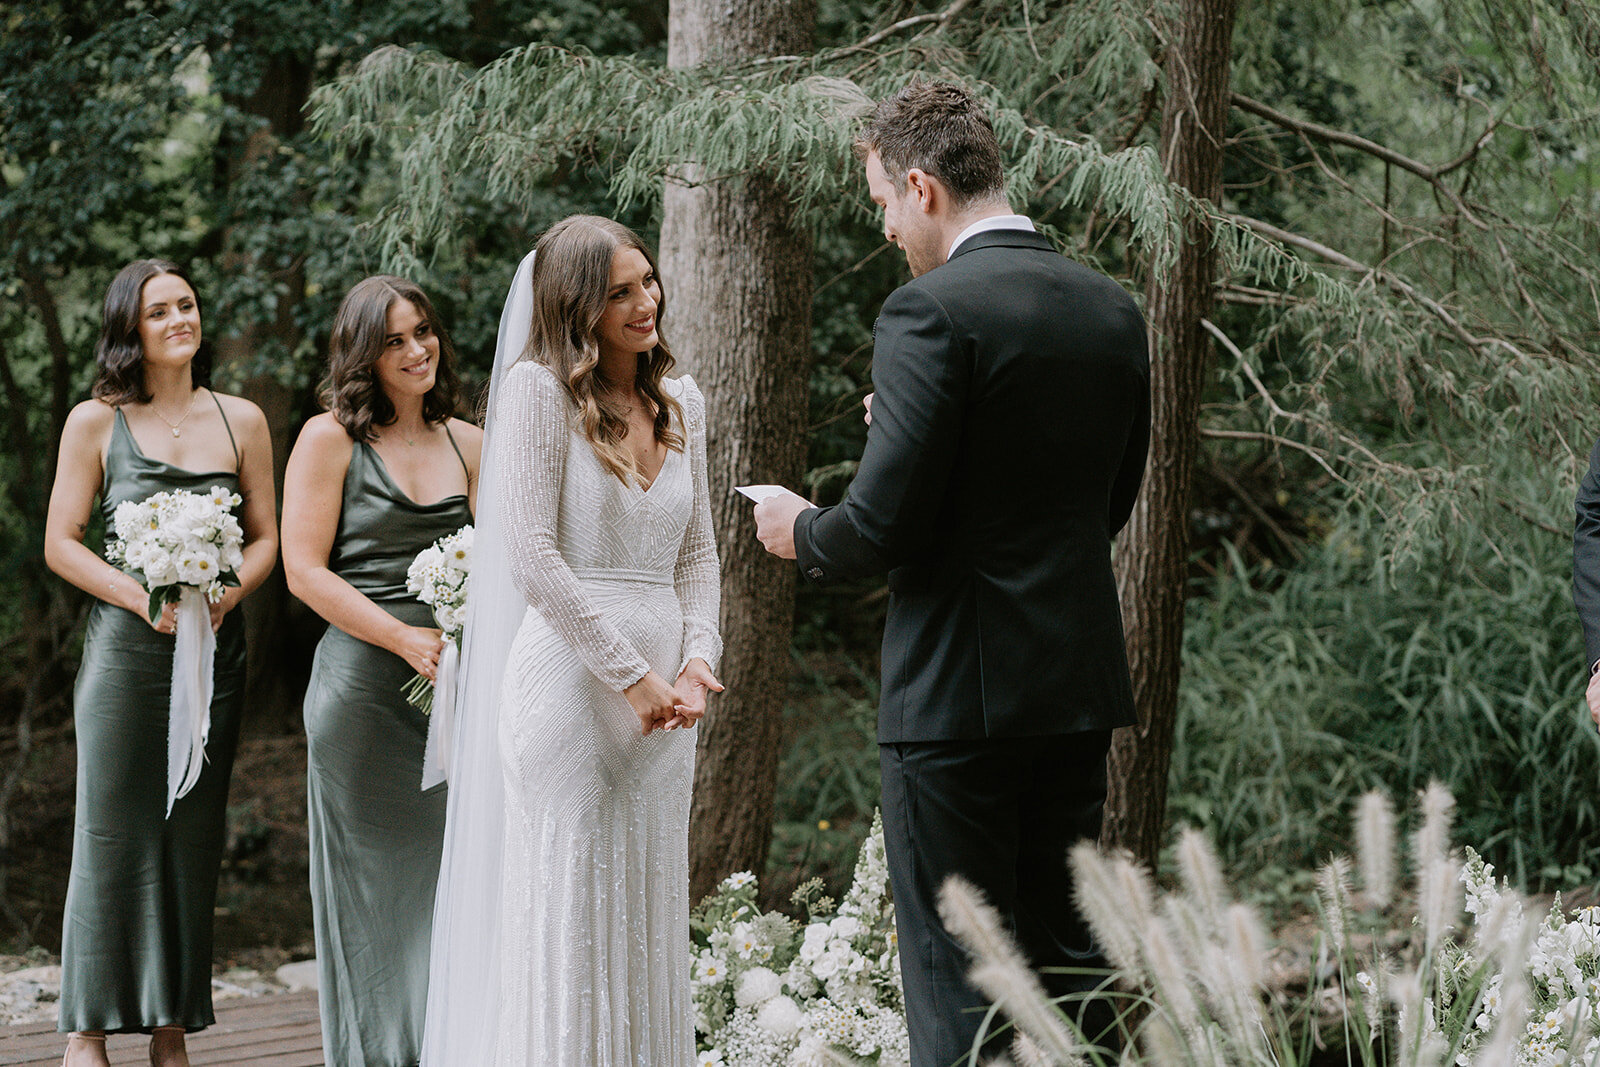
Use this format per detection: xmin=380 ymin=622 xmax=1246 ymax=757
xmin=521 ymin=215 xmax=684 ymax=486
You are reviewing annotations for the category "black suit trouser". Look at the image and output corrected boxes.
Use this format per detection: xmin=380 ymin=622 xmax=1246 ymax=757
xmin=879 ymin=731 xmax=1115 ymax=1067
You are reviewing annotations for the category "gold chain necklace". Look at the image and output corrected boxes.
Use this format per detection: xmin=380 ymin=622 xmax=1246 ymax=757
xmin=149 ymin=389 xmax=200 ymax=438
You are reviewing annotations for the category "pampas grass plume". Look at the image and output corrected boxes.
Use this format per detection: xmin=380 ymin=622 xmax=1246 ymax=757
xmin=1070 ymin=842 xmax=1152 ymax=975
xmin=1355 ymin=791 xmax=1396 ymax=908
xmin=1412 ymin=782 xmax=1457 ymax=954
xmin=937 ymin=875 xmax=1087 ymax=1067
xmin=1317 ymin=856 xmax=1353 ymax=956
xmin=1176 ymin=827 xmax=1227 ymax=926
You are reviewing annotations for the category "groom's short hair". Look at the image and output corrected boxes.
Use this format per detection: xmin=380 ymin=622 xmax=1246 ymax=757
xmin=854 ymin=81 xmax=1006 ymax=209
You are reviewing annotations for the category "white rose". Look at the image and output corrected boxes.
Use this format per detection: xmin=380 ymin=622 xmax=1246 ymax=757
xmin=755 ymin=995 xmax=803 ymax=1037
xmin=121 ymin=541 xmax=147 ymax=569
xmin=828 ymin=915 xmax=863 ymax=941
xmin=113 ymin=501 xmax=144 ymax=540
xmin=799 ymin=923 xmax=830 ymax=962
xmin=810 ymin=948 xmax=842 ymax=981
xmin=143 ymin=549 xmax=178 ymax=587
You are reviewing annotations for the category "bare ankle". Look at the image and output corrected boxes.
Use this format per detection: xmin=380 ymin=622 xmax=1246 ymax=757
xmin=63 ymin=1032 xmax=108 ymax=1067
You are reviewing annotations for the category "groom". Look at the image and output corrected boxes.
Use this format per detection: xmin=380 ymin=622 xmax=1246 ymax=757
xmin=754 ymin=82 xmax=1150 ymax=1063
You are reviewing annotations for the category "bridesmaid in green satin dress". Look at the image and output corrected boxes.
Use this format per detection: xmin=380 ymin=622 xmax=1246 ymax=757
xmin=42 ymin=259 xmax=279 ymax=1067
xmin=282 ymin=276 xmax=481 ymax=1067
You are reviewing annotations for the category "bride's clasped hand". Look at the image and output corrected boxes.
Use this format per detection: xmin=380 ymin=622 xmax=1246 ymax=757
xmin=624 ymin=656 xmax=723 ymax=733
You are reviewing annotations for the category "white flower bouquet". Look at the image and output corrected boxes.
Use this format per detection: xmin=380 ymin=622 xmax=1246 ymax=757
xmin=105 ymin=485 xmax=245 ymax=816
xmin=402 ymin=523 xmax=473 ymax=715
xmin=106 ymin=485 xmax=244 ymax=620
xmin=694 ymin=812 xmax=908 ymax=1066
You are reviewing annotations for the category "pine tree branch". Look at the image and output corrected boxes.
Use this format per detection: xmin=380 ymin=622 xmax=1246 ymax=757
xmin=1230 ymin=91 xmax=1496 ymax=228
xmin=1202 ymin=317 xmax=1393 ymax=476
xmin=852 ymin=0 xmax=977 ymax=50
xmin=1225 ymin=213 xmax=1527 ymax=361
xmin=1200 ymin=428 xmax=1352 ymax=486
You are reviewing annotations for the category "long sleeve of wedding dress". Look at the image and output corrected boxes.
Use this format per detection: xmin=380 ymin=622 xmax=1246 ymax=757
xmin=495 ymin=361 xmax=655 ymax=691
xmin=672 ymin=381 xmax=722 ymax=675
xmin=488 ymin=359 xmax=719 ymax=1067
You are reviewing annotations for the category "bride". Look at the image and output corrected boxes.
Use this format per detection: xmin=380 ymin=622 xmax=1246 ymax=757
xmin=422 ymin=215 xmax=723 ymax=1065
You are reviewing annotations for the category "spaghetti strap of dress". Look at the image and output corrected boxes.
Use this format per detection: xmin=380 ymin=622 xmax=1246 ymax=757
xmin=443 ymin=423 xmax=469 ymax=482
xmin=209 ymin=390 xmax=240 ymax=472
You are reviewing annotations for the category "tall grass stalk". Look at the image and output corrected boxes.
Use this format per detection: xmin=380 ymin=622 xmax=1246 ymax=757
xmin=1172 ymin=524 xmax=1600 ymax=896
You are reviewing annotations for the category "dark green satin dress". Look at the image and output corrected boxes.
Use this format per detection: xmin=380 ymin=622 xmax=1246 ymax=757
xmin=303 ymin=434 xmax=469 ymax=1067
xmin=58 ymin=403 xmax=247 ymax=1035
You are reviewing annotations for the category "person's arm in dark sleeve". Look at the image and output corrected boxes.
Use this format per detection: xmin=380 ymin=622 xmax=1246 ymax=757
xmin=794 ymin=285 xmax=967 ymax=583
xmin=1108 ymin=308 xmax=1151 ymax=537
xmin=1574 ymin=434 xmax=1600 ymax=669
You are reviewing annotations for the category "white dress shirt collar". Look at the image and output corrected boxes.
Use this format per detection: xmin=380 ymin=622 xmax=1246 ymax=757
xmin=947 ymin=214 xmax=1036 ymax=261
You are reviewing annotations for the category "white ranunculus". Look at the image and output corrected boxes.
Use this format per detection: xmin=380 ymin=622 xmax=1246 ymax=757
xmin=735 ymin=966 xmax=782 ymax=1008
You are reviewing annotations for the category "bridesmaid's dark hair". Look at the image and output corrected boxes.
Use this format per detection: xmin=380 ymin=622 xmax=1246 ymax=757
xmin=91 ymin=259 xmax=213 ymax=407
xmin=321 ymin=275 xmax=463 ymax=443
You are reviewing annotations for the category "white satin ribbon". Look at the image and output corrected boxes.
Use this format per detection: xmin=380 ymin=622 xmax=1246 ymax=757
xmin=420 ymin=637 xmax=459 ymax=791
xmin=166 ymin=587 xmax=215 ymax=817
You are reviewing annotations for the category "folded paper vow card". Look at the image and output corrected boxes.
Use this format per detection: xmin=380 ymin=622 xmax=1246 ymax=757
xmin=734 ymin=484 xmax=789 ymax=503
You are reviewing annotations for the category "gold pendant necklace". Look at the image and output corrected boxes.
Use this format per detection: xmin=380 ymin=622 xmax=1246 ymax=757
xmin=149 ymin=389 xmax=199 ymax=438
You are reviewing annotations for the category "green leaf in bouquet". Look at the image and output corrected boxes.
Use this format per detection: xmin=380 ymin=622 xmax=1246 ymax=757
xmin=220 ymin=571 xmax=242 ymax=588
xmin=147 ymin=588 xmax=166 ymax=624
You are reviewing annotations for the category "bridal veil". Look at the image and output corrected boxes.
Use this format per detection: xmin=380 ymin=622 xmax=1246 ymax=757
xmin=419 ymin=248 xmax=536 ymax=1063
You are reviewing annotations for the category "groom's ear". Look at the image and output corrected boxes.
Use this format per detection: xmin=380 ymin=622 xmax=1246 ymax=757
xmin=905 ymin=168 xmax=939 ymax=215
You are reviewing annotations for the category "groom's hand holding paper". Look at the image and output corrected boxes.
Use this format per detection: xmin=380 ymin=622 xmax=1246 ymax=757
xmin=748 ymin=486 xmax=814 ymax=560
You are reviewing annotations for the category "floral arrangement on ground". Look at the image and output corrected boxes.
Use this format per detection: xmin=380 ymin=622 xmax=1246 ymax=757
xmin=694 ymin=811 xmax=909 ymax=1067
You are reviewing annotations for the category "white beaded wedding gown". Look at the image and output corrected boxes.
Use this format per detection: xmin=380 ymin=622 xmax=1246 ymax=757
xmin=490 ymin=360 xmax=721 ymax=1066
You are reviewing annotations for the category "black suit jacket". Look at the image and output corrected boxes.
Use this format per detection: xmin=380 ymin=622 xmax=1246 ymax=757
xmin=1573 ymin=435 xmax=1600 ymax=668
xmin=794 ymin=229 xmax=1150 ymax=742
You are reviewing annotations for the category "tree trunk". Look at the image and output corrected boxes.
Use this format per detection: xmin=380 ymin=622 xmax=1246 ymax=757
xmin=1102 ymin=0 xmax=1239 ymax=867
xmin=661 ymin=0 xmax=816 ymax=904
xmin=214 ymin=54 xmax=312 ymax=733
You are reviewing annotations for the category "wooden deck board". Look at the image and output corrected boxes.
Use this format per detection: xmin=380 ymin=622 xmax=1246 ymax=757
xmin=0 ymin=992 xmax=323 ymax=1067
